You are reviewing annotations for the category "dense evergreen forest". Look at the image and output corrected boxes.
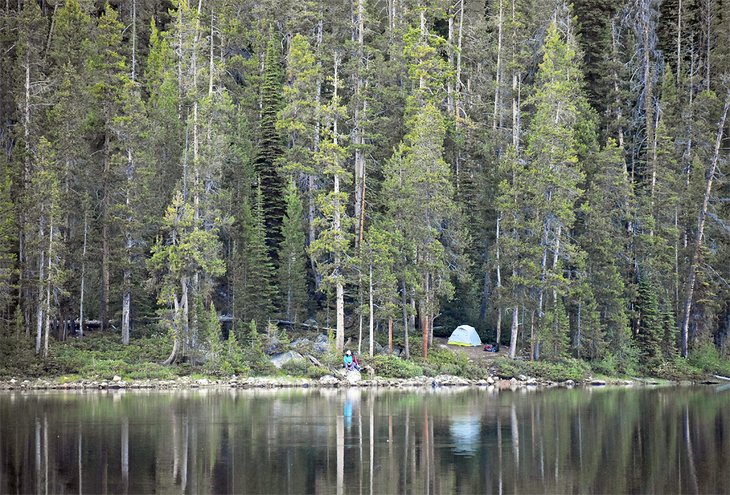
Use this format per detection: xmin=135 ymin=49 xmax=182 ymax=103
xmin=0 ymin=0 xmax=729 ymax=375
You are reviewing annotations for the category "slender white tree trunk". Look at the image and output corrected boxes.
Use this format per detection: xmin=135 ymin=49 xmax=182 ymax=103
xmin=79 ymin=213 xmax=87 ymax=338
xmin=43 ymin=214 xmax=53 ymax=359
xmin=35 ymin=215 xmax=44 ymax=355
xmin=509 ymin=304 xmax=518 ymax=358
xmin=333 ymin=54 xmax=345 ymax=353
xmin=680 ymin=89 xmax=729 ymax=357
xmin=369 ymin=263 xmax=374 ymax=357
xmin=493 ymin=0 xmax=504 ymax=130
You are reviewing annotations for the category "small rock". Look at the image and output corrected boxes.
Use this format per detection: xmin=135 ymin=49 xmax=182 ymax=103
xmin=10 ymin=378 xmax=17 ymax=385
xmin=197 ymin=378 xmax=209 ymax=386
xmin=487 ymin=376 xmax=495 ymax=385
xmin=591 ymin=379 xmax=606 ymax=386
xmin=518 ymin=374 xmax=528 ymax=382
xmin=564 ymin=379 xmax=575 ymax=387
xmin=112 ymin=375 xmax=122 ymax=382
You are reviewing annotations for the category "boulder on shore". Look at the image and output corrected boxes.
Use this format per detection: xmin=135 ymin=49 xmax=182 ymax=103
xmin=270 ymin=351 xmax=305 ymax=369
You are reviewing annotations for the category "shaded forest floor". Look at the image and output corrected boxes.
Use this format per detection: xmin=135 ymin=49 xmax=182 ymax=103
xmin=433 ymin=337 xmax=507 ymax=362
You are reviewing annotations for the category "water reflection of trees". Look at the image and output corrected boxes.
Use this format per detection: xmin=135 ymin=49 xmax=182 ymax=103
xmin=1 ymin=387 xmax=730 ymax=493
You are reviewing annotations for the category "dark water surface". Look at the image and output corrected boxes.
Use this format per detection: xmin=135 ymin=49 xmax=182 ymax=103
xmin=1 ymin=385 xmax=730 ymax=494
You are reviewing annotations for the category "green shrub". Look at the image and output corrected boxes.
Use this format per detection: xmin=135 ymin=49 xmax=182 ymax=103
xmin=525 ymin=358 xmax=590 ymax=382
xmin=370 ymin=355 xmax=423 ymax=378
xmin=127 ymin=363 xmax=177 ymax=380
xmin=305 ymin=365 xmax=328 ymax=379
xmin=0 ymin=337 xmax=47 ymax=377
xmin=281 ymin=359 xmax=310 ymax=377
xmin=591 ymin=353 xmax=618 ymax=377
xmin=492 ymin=357 xmax=519 ymax=379
xmin=79 ymin=359 xmax=131 ymax=380
xmin=688 ymin=340 xmax=730 ymax=376
xmin=654 ymin=357 xmax=704 ymax=381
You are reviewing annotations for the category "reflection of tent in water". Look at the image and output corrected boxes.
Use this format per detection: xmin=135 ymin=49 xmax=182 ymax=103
xmin=447 ymin=325 xmax=482 ymax=346
xmin=450 ymin=415 xmax=481 ymax=456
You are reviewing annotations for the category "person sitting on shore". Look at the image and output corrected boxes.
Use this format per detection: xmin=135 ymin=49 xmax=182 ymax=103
xmin=343 ymin=350 xmax=361 ymax=371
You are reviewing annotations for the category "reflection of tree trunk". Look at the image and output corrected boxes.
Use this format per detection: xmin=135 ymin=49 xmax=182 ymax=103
xmin=423 ymin=410 xmax=430 ymax=495
xmin=497 ymin=415 xmax=503 ymax=493
xmin=122 ymin=417 xmax=129 ymax=493
xmin=402 ymin=408 xmax=409 ymax=489
xmin=35 ymin=418 xmax=41 ymax=495
xmin=78 ymin=429 xmax=83 ymax=495
xmin=44 ymin=415 xmax=49 ymax=495
xmin=511 ymin=404 xmax=519 ymax=467
xmin=337 ymin=411 xmax=344 ymax=495
xmin=182 ymin=417 xmax=189 ymax=492
xmin=172 ymin=413 xmax=179 ymax=483
xmin=369 ymin=397 xmax=374 ymax=495
xmin=684 ymin=405 xmax=698 ymax=493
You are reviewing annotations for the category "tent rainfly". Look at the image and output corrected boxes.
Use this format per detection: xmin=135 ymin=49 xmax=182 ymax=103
xmin=447 ymin=325 xmax=482 ymax=346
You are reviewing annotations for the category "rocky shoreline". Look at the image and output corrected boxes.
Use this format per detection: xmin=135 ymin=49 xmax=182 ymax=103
xmin=0 ymin=372 xmax=637 ymax=392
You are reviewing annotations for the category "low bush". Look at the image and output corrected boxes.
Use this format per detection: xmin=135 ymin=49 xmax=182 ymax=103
xmin=591 ymin=353 xmax=618 ymax=377
xmin=280 ymin=360 xmax=310 ymax=377
xmin=491 ymin=357 xmax=520 ymax=379
xmin=126 ymin=362 xmax=177 ymax=381
xmin=305 ymin=365 xmax=329 ymax=379
xmin=525 ymin=358 xmax=590 ymax=382
xmin=688 ymin=340 xmax=730 ymax=376
xmin=0 ymin=337 xmax=48 ymax=377
xmin=370 ymin=355 xmax=423 ymax=378
xmin=654 ymin=357 xmax=704 ymax=381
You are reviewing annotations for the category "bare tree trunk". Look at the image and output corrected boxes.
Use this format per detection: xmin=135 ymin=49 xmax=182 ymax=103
xmin=369 ymin=263 xmax=374 ymax=357
xmin=388 ymin=317 xmax=393 ymax=354
xmin=131 ymin=0 xmax=137 ymax=82
xmin=43 ymin=213 xmax=53 ymax=359
xmin=35 ymin=215 xmax=44 ymax=355
xmin=353 ymin=0 xmax=366 ymax=248
xmin=509 ymin=304 xmax=518 ymax=358
xmin=677 ymin=0 xmax=683 ymax=83
xmin=181 ymin=276 xmax=190 ymax=356
xmin=122 ymin=148 xmax=134 ymax=345
xmin=101 ymin=135 xmax=110 ymax=330
xmin=455 ymin=0 xmax=464 ymax=119
xmin=402 ymin=280 xmax=410 ymax=358
xmin=493 ymin=0 xmax=504 ymax=130
xmin=333 ymin=54 xmax=345 ymax=354
xmin=680 ymin=89 xmax=729 ymax=357
xmin=422 ymin=272 xmax=429 ymax=359
xmin=79 ymin=213 xmax=87 ymax=338
xmin=495 ymin=215 xmax=503 ymax=342
xmin=21 ymin=50 xmax=31 ymax=336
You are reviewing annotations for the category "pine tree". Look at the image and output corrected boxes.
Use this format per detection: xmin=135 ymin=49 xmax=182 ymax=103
xmin=635 ymin=279 xmax=664 ymax=371
xmin=501 ymin=20 xmax=590 ymax=360
xmin=0 ymin=157 xmax=16 ymax=328
xmin=147 ymin=192 xmax=225 ymax=364
xmin=309 ymin=54 xmax=350 ymax=353
xmin=277 ymin=181 xmax=308 ymax=323
xmin=253 ymin=31 xmax=285 ymax=261
xmin=381 ymin=103 xmax=460 ymax=358
xmin=580 ymin=139 xmax=633 ymax=364
xmin=233 ymin=184 xmax=275 ymax=328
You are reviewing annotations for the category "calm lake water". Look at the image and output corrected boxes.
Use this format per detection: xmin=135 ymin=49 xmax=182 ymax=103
xmin=1 ymin=385 xmax=730 ymax=494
